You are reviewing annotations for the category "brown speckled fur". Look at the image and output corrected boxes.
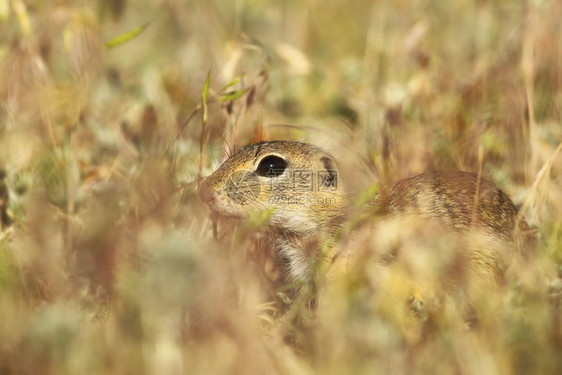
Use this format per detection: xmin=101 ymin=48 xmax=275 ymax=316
xmin=384 ymin=171 xmax=533 ymax=251
xmin=200 ymin=141 xmax=535 ymax=291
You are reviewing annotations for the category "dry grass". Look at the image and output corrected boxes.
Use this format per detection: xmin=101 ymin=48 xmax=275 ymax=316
xmin=1 ymin=0 xmax=562 ymax=374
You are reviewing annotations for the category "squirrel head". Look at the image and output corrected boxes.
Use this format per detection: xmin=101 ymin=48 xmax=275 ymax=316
xmin=199 ymin=141 xmax=346 ymax=235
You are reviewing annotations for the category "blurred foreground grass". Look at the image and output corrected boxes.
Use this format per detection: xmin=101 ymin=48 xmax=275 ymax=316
xmin=1 ymin=0 xmax=562 ymax=374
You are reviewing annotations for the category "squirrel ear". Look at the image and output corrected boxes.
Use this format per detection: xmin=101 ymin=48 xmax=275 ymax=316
xmin=318 ymin=155 xmax=338 ymax=190
xmin=320 ymin=156 xmax=338 ymax=182
xmin=320 ymin=155 xmax=337 ymax=171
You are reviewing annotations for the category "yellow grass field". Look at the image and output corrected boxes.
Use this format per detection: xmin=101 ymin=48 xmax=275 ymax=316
xmin=1 ymin=1 xmax=561 ymax=374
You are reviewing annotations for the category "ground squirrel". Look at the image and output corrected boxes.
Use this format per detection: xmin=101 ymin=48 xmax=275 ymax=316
xmin=199 ymin=140 xmax=534 ymax=301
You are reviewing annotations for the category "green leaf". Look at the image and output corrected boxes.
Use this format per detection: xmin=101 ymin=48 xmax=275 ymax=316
xmin=355 ymin=183 xmax=380 ymax=207
xmin=220 ymin=74 xmax=243 ymax=92
xmin=104 ymin=22 xmax=150 ymax=49
xmin=201 ymin=70 xmax=211 ymax=124
xmin=248 ymin=207 xmax=275 ymax=228
xmin=218 ymin=88 xmax=249 ymax=102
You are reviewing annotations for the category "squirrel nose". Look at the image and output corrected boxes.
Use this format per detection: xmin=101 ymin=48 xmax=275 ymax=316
xmin=199 ymin=180 xmax=215 ymax=205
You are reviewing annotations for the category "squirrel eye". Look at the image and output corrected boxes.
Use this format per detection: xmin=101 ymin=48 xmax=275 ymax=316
xmin=255 ymin=155 xmax=288 ymax=177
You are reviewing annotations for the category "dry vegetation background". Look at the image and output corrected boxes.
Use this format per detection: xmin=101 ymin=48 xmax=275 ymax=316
xmin=1 ymin=0 xmax=562 ymax=374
